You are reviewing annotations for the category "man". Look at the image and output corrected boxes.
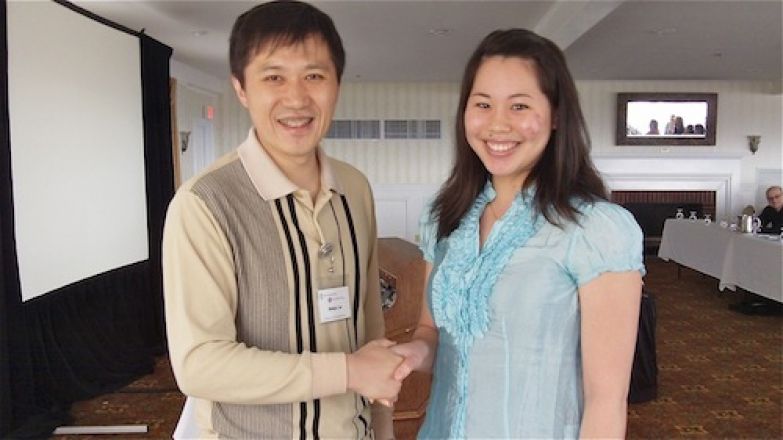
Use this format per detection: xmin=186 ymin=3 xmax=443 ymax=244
xmin=729 ymin=185 xmax=783 ymax=315
xmin=162 ymin=2 xmax=399 ymax=438
xmin=759 ymin=185 xmax=783 ymax=234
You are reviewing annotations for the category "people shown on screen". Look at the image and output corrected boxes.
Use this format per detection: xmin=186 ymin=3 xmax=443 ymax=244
xmin=664 ymin=114 xmax=676 ymax=134
xmin=387 ymin=28 xmax=645 ymax=439
xmin=161 ymin=2 xmax=399 ymax=439
xmin=694 ymin=123 xmax=706 ymax=135
xmin=647 ymin=119 xmax=660 ymax=135
xmin=759 ymin=185 xmax=783 ymax=233
xmin=673 ymin=116 xmax=685 ymax=134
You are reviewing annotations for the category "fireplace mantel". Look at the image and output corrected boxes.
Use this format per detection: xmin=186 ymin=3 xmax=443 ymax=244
xmin=592 ymin=153 xmax=742 ymax=222
xmin=373 ymin=154 xmax=745 ymax=242
xmin=592 ymin=151 xmax=744 ymax=160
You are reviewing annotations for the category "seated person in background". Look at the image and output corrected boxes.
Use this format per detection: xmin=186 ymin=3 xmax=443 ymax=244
xmin=730 ymin=184 xmax=783 ymax=315
xmin=759 ymin=185 xmax=783 ymax=233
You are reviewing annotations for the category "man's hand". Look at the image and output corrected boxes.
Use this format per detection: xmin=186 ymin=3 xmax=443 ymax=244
xmin=346 ymin=339 xmax=403 ymax=402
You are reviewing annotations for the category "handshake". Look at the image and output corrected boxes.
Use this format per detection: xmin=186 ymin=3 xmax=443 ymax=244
xmin=345 ymin=338 xmax=429 ymax=407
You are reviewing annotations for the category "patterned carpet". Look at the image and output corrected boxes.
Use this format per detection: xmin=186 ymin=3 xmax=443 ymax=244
xmin=50 ymin=356 xmax=183 ymax=440
xmin=51 ymin=258 xmax=782 ymax=439
xmin=626 ymin=258 xmax=782 ymax=439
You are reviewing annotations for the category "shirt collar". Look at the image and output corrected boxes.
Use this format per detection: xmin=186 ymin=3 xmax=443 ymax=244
xmin=481 ymin=179 xmax=536 ymax=204
xmin=237 ymin=128 xmax=343 ymax=201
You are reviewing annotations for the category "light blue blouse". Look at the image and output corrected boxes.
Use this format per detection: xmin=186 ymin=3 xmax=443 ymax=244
xmin=417 ymin=183 xmax=645 ymax=439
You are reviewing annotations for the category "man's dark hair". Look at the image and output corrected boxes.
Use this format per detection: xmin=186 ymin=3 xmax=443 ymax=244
xmin=229 ymin=0 xmax=345 ymax=86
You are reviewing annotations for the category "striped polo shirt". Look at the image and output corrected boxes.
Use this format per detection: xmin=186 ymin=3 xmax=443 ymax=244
xmin=162 ymin=129 xmax=388 ymax=439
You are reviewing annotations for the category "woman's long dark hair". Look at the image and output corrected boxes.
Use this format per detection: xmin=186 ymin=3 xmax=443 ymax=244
xmin=432 ymin=29 xmax=607 ymax=240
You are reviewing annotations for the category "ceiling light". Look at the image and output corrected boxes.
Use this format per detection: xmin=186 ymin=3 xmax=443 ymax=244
xmin=192 ymin=30 xmax=208 ymax=37
xmin=427 ymin=28 xmax=451 ymax=37
xmin=649 ymin=27 xmax=677 ymax=36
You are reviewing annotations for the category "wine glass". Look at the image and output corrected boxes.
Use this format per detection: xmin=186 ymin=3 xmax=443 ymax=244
xmin=704 ymin=214 xmax=712 ymax=225
xmin=675 ymin=208 xmax=684 ymax=220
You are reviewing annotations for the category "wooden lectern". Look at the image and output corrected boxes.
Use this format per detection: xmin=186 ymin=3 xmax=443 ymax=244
xmin=377 ymin=238 xmax=431 ymax=440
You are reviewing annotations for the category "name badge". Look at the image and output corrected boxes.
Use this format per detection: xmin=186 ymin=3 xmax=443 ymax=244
xmin=318 ymin=286 xmax=351 ymax=323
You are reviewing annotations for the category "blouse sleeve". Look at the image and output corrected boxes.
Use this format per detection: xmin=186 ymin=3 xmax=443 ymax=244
xmin=565 ymin=202 xmax=646 ymax=287
xmin=417 ymin=202 xmax=439 ymax=263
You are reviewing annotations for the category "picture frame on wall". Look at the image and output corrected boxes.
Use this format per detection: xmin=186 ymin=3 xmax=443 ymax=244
xmin=616 ymin=92 xmax=718 ymax=146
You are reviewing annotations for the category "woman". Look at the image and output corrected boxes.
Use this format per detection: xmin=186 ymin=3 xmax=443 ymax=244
xmin=647 ymin=119 xmax=660 ymax=135
xmin=390 ymin=29 xmax=645 ymax=438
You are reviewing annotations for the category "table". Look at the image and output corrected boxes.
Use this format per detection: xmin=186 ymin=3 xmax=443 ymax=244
xmin=658 ymin=219 xmax=783 ymax=302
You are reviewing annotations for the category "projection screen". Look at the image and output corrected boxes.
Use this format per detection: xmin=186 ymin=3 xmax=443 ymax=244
xmin=8 ymin=1 xmax=149 ymax=301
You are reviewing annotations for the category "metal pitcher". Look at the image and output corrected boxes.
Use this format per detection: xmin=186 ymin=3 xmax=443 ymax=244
xmin=738 ymin=214 xmax=761 ymax=233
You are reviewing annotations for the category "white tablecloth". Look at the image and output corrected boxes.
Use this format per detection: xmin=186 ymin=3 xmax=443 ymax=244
xmin=658 ymin=219 xmax=783 ymax=302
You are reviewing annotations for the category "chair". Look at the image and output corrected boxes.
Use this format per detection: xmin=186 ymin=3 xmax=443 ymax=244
xmin=628 ymin=290 xmax=658 ymax=403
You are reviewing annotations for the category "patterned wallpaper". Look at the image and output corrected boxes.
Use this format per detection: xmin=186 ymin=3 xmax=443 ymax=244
xmin=210 ymin=79 xmax=781 ymax=206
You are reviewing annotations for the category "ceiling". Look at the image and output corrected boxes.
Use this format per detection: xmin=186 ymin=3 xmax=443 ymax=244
xmin=70 ymin=0 xmax=782 ymax=83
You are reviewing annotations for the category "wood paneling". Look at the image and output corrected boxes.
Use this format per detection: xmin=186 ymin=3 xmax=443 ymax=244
xmin=611 ymin=190 xmax=716 ymax=218
xmin=377 ymin=238 xmax=431 ymax=440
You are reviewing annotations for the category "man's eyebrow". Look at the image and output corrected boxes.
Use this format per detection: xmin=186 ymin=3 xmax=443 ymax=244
xmin=469 ymin=92 xmax=532 ymax=99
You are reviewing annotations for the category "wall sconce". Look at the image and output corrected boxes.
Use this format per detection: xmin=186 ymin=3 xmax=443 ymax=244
xmin=180 ymin=131 xmax=191 ymax=153
xmin=747 ymin=135 xmax=761 ymax=154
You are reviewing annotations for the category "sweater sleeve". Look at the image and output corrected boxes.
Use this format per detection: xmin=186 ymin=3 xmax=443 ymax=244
xmin=358 ymin=183 xmax=395 ymax=439
xmin=759 ymin=206 xmax=777 ymax=230
xmin=162 ymin=189 xmax=346 ymax=405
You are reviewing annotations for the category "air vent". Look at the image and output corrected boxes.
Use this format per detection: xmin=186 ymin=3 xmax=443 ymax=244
xmin=384 ymin=120 xmax=441 ymax=139
xmin=325 ymin=120 xmax=381 ymax=139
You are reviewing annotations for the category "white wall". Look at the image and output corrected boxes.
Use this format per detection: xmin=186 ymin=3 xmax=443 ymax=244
xmin=214 ymin=78 xmax=781 ymax=238
xmin=220 ymin=80 xmax=781 ymax=195
xmin=322 ymin=82 xmax=460 ymax=185
xmin=220 ymin=80 xmax=252 ymax=153
xmin=579 ymin=80 xmax=782 ymax=206
xmin=170 ymin=61 xmax=229 ymax=181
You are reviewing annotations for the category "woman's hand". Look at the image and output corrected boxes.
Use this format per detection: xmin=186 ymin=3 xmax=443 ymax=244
xmin=390 ymin=339 xmax=430 ymax=381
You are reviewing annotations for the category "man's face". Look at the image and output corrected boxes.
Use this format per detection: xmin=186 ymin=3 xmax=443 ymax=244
xmin=767 ymin=188 xmax=783 ymax=211
xmin=232 ymin=35 xmax=339 ymax=167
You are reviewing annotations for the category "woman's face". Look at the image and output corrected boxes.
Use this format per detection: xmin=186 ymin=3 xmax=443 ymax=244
xmin=464 ymin=56 xmax=554 ymax=189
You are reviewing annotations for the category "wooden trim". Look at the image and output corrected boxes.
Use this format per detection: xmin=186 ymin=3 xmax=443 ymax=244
xmin=170 ymin=78 xmax=181 ymax=188
xmin=616 ymin=92 xmax=718 ymax=146
xmin=393 ymin=409 xmax=426 ymax=421
xmin=610 ymin=190 xmax=716 ymax=217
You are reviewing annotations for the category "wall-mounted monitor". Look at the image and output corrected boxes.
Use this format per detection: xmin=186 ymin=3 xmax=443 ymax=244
xmin=616 ymin=92 xmax=718 ymax=146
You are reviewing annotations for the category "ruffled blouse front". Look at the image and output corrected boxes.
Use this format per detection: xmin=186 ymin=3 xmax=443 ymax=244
xmin=426 ymin=182 xmax=541 ymax=438
xmin=418 ymin=184 xmax=645 ymax=439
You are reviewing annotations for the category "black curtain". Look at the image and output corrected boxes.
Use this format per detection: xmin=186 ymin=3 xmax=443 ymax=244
xmin=140 ymin=33 xmax=175 ymax=351
xmin=0 ymin=0 xmax=17 ymax=436
xmin=0 ymin=2 xmax=174 ymax=437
